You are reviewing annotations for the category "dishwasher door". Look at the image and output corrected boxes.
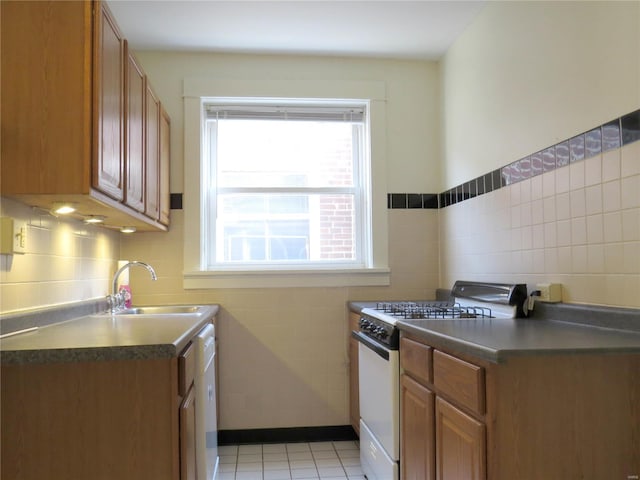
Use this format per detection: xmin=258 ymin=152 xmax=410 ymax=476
xmin=195 ymin=323 xmax=218 ymax=480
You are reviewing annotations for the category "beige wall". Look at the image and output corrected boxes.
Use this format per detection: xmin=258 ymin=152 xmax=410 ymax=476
xmin=439 ymin=1 xmax=640 ymax=308
xmin=123 ymin=210 xmax=438 ymax=429
xmin=0 ymin=198 xmax=119 ymax=313
xmin=441 ymin=0 xmax=640 ymax=188
xmin=137 ymin=52 xmax=442 ymax=194
xmin=121 ymin=52 xmax=441 ymax=429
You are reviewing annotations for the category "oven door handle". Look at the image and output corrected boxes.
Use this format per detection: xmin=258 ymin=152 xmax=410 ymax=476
xmin=352 ymin=330 xmax=390 ymax=361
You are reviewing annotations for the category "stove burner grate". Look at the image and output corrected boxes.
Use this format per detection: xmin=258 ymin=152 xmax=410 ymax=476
xmin=374 ymin=302 xmax=493 ymax=319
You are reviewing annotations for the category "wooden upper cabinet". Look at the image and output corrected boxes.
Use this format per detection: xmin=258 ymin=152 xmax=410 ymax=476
xmin=0 ymin=0 xmax=93 ymax=194
xmin=125 ymin=44 xmax=146 ymax=213
xmin=93 ymin=1 xmax=125 ymax=201
xmin=159 ymin=107 xmax=171 ymax=226
xmin=145 ymin=83 xmax=161 ymax=220
xmin=0 ymin=0 xmax=170 ymax=232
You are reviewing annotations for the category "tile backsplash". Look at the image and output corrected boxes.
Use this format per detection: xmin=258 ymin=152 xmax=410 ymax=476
xmin=0 ymin=198 xmax=119 ymax=313
xmin=440 ymin=137 xmax=640 ymax=307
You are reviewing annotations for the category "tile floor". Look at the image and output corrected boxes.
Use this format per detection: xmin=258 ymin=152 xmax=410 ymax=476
xmin=216 ymin=440 xmax=365 ymax=480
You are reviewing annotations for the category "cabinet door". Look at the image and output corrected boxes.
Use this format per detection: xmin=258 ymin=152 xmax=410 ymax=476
xmin=435 ymin=397 xmax=485 ymax=480
xmin=348 ymin=312 xmax=360 ymax=434
xmin=125 ymin=45 xmax=145 ymax=212
xmin=159 ymin=107 xmax=171 ymax=225
xmin=145 ymin=83 xmax=161 ymax=220
xmin=93 ymin=2 xmax=125 ymax=201
xmin=0 ymin=0 xmax=92 ymax=195
xmin=401 ymin=374 xmax=435 ymax=480
xmin=180 ymin=387 xmax=197 ymax=480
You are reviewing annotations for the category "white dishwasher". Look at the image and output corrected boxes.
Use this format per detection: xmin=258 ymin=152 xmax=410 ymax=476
xmin=194 ymin=323 xmax=218 ymax=480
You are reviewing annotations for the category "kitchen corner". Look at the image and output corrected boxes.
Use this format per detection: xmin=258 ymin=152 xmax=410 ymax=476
xmin=0 ymin=300 xmax=219 ymax=479
xmin=349 ymin=288 xmax=640 ymax=479
xmin=2 ymin=0 xmax=640 ymax=479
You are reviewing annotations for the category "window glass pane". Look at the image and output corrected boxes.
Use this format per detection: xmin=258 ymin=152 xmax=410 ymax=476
xmin=214 ymin=119 xmax=356 ymax=188
xmin=215 ymin=194 xmax=355 ymax=263
xmin=219 ymin=195 xmax=309 ymax=216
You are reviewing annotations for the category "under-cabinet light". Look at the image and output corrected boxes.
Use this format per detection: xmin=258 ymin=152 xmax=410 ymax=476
xmin=84 ymin=215 xmax=106 ymax=224
xmin=120 ymin=226 xmax=137 ymax=234
xmin=51 ymin=202 xmax=76 ymax=215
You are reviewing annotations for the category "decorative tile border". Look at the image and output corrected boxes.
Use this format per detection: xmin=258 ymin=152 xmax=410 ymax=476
xmin=176 ymin=109 xmax=639 ymax=212
xmin=387 ymin=193 xmax=439 ymax=209
xmin=432 ymin=108 xmax=640 ymax=209
xmin=170 ymin=193 xmax=183 ymax=209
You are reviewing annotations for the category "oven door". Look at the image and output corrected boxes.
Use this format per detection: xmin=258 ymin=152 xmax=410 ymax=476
xmin=355 ymin=331 xmax=400 ymax=472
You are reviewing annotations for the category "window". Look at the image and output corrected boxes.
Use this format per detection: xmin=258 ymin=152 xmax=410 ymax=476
xmin=203 ymin=99 xmax=370 ymax=269
xmin=182 ymin=77 xmax=389 ymax=288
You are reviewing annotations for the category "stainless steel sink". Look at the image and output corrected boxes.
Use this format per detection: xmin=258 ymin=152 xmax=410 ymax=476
xmin=114 ymin=305 xmax=204 ymax=315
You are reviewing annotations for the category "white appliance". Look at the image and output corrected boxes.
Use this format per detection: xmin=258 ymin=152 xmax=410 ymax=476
xmin=194 ymin=324 xmax=218 ymax=480
xmin=354 ymin=281 xmax=527 ymax=479
xmin=357 ymin=336 xmax=400 ymax=480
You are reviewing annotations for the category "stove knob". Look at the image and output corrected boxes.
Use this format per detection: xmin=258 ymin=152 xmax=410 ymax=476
xmin=378 ymin=329 xmax=389 ymax=339
xmin=367 ymin=324 xmax=377 ymax=332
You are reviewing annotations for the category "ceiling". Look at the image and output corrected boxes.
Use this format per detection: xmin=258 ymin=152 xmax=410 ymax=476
xmin=107 ymin=0 xmax=485 ymax=60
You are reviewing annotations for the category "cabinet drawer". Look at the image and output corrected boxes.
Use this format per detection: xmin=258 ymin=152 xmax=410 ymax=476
xmin=400 ymin=336 xmax=432 ymax=385
xmin=433 ymin=350 xmax=485 ymax=415
xmin=179 ymin=342 xmax=195 ymax=396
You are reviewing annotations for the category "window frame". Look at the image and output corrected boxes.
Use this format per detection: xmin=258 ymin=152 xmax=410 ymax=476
xmin=183 ymin=77 xmax=390 ymax=289
xmin=204 ymin=98 xmax=369 ymax=269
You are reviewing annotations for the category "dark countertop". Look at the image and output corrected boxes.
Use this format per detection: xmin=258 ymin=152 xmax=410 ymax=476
xmin=349 ymin=301 xmax=640 ymax=363
xmin=0 ymin=304 xmax=219 ymax=365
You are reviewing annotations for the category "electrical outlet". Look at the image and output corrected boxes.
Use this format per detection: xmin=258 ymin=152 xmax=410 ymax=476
xmin=536 ymin=283 xmax=562 ymax=302
xmin=13 ymin=222 xmax=27 ymax=254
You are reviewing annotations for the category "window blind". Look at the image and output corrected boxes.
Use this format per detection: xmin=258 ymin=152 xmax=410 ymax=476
xmin=204 ymin=103 xmax=365 ymax=122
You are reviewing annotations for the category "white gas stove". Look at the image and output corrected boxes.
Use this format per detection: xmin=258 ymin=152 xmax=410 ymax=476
xmin=354 ymin=281 xmax=527 ymax=480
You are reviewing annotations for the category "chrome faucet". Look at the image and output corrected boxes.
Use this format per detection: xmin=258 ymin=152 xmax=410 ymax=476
xmin=108 ymin=261 xmax=157 ymax=312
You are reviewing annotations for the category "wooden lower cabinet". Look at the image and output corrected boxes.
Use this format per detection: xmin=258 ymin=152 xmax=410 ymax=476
xmin=399 ymin=332 xmax=640 ymax=480
xmin=179 ymin=342 xmax=197 ymax=480
xmin=349 ymin=311 xmax=360 ymax=435
xmin=435 ymin=397 xmax=485 ymax=480
xmin=1 ymin=342 xmax=200 ymax=480
xmin=401 ymin=374 xmax=435 ymax=480
xmin=180 ymin=387 xmax=197 ymax=480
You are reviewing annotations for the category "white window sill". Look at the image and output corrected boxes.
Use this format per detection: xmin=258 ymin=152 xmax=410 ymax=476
xmin=183 ymin=267 xmax=390 ymax=289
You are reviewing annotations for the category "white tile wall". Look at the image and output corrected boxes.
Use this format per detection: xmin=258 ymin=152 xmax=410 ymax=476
xmin=0 ymin=198 xmax=119 ymax=313
xmin=440 ymin=141 xmax=640 ymax=307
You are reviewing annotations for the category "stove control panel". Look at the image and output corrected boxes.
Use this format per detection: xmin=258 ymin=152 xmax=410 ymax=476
xmin=359 ymin=315 xmax=399 ymax=349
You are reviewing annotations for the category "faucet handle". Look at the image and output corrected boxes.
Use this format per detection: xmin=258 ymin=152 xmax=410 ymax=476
xmin=106 ymin=294 xmax=115 ymax=311
xmin=117 ymin=287 xmax=130 ymax=309
xmin=107 ymin=290 xmax=129 ymax=313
